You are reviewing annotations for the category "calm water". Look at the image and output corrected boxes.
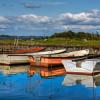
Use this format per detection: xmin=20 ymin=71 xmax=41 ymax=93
xmin=0 ymin=65 xmax=100 ymax=100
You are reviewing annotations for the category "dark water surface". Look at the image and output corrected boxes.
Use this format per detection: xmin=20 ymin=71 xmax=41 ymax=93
xmin=0 ymin=65 xmax=100 ymax=100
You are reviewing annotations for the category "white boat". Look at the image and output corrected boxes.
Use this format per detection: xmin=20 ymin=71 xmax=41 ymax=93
xmin=58 ymin=49 xmax=89 ymax=57
xmin=62 ymin=59 xmax=100 ymax=75
xmin=42 ymin=49 xmax=90 ymax=57
xmin=0 ymin=49 xmax=66 ymax=65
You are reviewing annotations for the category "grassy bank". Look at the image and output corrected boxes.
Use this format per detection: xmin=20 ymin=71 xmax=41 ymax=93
xmin=0 ymin=38 xmax=100 ymax=46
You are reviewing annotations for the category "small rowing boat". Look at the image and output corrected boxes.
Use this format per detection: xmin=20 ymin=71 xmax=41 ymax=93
xmin=52 ymin=49 xmax=89 ymax=57
xmin=28 ymin=49 xmax=89 ymax=67
xmin=10 ymin=48 xmax=66 ymax=56
xmin=0 ymin=47 xmax=45 ymax=65
xmin=15 ymin=47 xmax=45 ymax=54
xmin=0 ymin=48 xmax=66 ymax=65
xmin=62 ymin=59 xmax=100 ymax=75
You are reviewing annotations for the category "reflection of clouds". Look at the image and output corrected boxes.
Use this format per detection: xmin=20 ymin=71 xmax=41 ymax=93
xmin=1 ymin=9 xmax=100 ymax=35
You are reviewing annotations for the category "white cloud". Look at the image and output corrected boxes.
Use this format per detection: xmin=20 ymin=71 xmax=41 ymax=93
xmin=0 ymin=16 xmax=9 ymax=22
xmin=57 ymin=9 xmax=100 ymax=25
xmin=1 ymin=9 xmax=100 ymax=35
xmin=18 ymin=14 xmax=50 ymax=23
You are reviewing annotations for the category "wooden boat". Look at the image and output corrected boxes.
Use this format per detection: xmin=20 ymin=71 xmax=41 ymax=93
xmin=15 ymin=47 xmax=45 ymax=54
xmin=0 ymin=48 xmax=66 ymax=65
xmin=0 ymin=47 xmax=45 ymax=65
xmin=28 ymin=56 xmax=70 ymax=67
xmin=28 ymin=49 xmax=89 ymax=67
xmin=13 ymin=48 xmax=66 ymax=56
xmin=31 ymin=48 xmax=66 ymax=55
xmin=0 ymin=46 xmax=45 ymax=54
xmin=51 ymin=49 xmax=90 ymax=57
xmin=62 ymin=59 xmax=100 ymax=75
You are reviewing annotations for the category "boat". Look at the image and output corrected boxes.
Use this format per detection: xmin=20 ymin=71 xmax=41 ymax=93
xmin=15 ymin=47 xmax=45 ymax=54
xmin=28 ymin=49 xmax=89 ymax=67
xmin=11 ymin=48 xmax=66 ymax=56
xmin=29 ymin=55 xmax=70 ymax=67
xmin=62 ymin=59 xmax=100 ymax=75
xmin=0 ymin=47 xmax=45 ymax=65
xmin=0 ymin=48 xmax=66 ymax=65
xmin=51 ymin=49 xmax=89 ymax=57
xmin=1 ymin=47 xmax=45 ymax=54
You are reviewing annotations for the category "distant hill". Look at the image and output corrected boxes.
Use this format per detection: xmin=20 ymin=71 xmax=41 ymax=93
xmin=1 ymin=31 xmax=100 ymax=40
xmin=0 ymin=35 xmax=44 ymax=40
xmin=51 ymin=31 xmax=100 ymax=40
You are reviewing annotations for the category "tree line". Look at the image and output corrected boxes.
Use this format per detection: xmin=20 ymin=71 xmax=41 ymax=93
xmin=51 ymin=31 xmax=100 ymax=40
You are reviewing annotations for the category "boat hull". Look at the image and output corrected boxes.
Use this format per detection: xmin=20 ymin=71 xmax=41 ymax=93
xmin=29 ymin=56 xmax=71 ymax=67
xmin=62 ymin=59 xmax=100 ymax=75
xmin=15 ymin=47 xmax=45 ymax=54
xmin=0 ymin=47 xmax=45 ymax=65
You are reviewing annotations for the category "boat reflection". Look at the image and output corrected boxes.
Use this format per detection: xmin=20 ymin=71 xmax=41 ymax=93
xmin=0 ymin=65 xmax=66 ymax=77
xmin=1 ymin=64 xmax=100 ymax=88
xmin=28 ymin=66 xmax=66 ymax=77
xmin=62 ymin=74 xmax=100 ymax=88
xmin=0 ymin=65 xmax=29 ymax=75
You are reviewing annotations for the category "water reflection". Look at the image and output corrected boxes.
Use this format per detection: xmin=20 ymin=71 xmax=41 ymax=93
xmin=28 ymin=66 xmax=66 ymax=78
xmin=0 ymin=64 xmax=100 ymax=100
xmin=62 ymin=74 xmax=94 ymax=87
xmin=0 ymin=65 xmax=29 ymax=75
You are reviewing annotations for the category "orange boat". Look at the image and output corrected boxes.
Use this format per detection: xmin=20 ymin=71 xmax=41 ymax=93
xmin=15 ymin=47 xmax=45 ymax=54
xmin=28 ymin=56 xmax=71 ymax=67
xmin=28 ymin=49 xmax=90 ymax=67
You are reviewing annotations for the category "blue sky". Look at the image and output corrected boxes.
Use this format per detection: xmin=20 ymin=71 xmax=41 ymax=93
xmin=0 ymin=0 xmax=100 ymax=36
